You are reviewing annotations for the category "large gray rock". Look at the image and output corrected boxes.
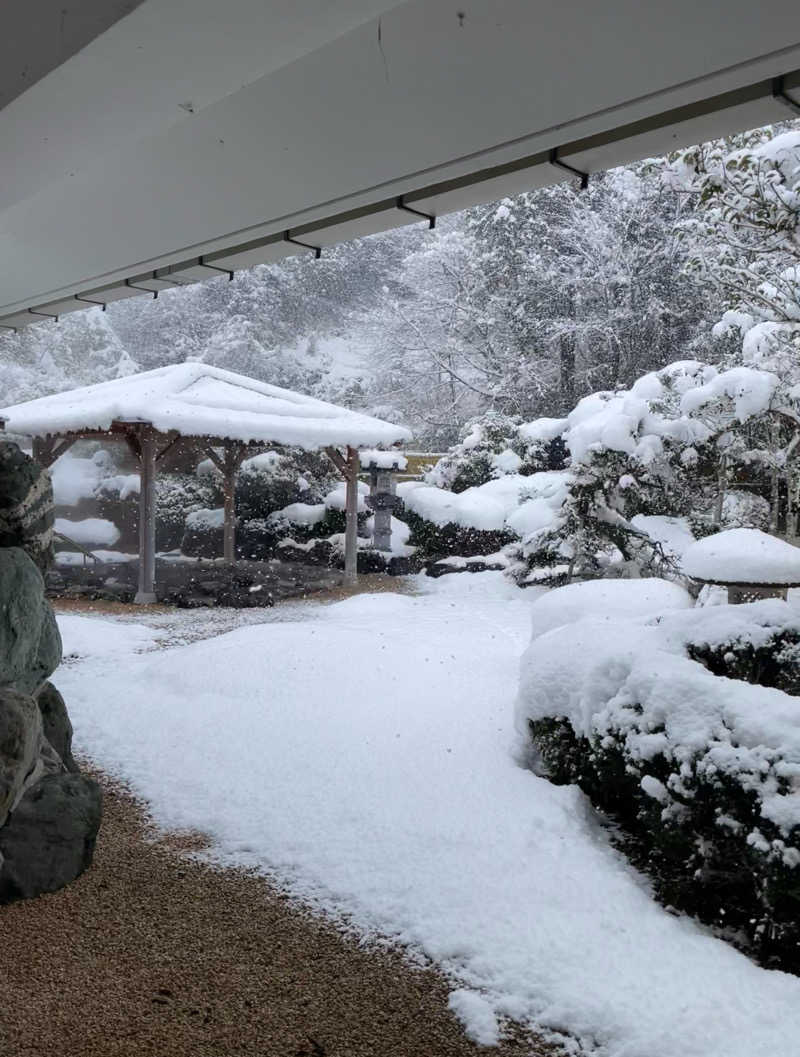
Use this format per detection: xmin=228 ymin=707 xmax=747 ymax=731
xmin=0 ymin=443 xmax=54 ymax=571
xmin=0 ymin=444 xmax=101 ymax=902
xmin=0 ymin=688 xmax=42 ymax=829
xmin=36 ymin=682 xmax=78 ymax=774
xmin=0 ymin=772 xmax=102 ymax=901
xmin=0 ymin=547 xmax=62 ymax=694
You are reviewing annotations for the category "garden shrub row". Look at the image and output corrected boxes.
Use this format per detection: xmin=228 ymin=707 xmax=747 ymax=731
xmin=524 ymin=604 xmax=800 ymax=973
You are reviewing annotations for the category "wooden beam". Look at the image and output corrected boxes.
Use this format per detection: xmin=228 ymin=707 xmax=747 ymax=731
xmin=134 ymin=425 xmax=157 ymax=604
xmin=155 ymin=432 xmax=182 ymax=465
xmin=202 ymin=446 xmax=226 ymax=473
xmin=48 ymin=436 xmax=77 ymax=464
xmin=32 ymin=436 xmax=54 ymax=467
xmin=324 ymin=445 xmax=348 ymax=475
xmin=222 ymin=442 xmax=245 ymax=564
xmin=344 ymin=446 xmax=359 ymax=584
xmin=124 ymin=431 xmax=142 ymax=461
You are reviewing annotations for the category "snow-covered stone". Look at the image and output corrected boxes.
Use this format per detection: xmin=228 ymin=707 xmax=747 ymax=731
xmin=358 ymin=449 xmax=408 ymax=471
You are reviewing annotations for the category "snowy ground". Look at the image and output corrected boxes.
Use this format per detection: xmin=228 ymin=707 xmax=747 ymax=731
xmin=55 ymin=573 xmax=800 ymax=1057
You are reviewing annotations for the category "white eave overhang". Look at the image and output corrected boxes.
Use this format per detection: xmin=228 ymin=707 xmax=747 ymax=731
xmin=1 ymin=0 xmax=799 ymax=332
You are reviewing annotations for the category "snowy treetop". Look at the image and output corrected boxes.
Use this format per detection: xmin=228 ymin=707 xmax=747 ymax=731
xmin=0 ymin=362 xmax=411 ymax=450
xmin=682 ymin=528 xmax=800 ymax=586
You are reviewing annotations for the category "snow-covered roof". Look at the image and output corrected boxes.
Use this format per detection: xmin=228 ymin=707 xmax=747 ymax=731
xmin=0 ymin=362 xmax=411 ymax=450
xmin=682 ymin=528 xmax=800 ymax=586
xmin=359 ymin=449 xmax=408 ymax=471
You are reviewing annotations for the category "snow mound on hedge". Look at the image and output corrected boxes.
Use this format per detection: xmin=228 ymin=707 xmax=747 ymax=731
xmin=185 ymin=507 xmax=225 ymax=530
xmin=54 ymin=516 xmax=120 ymax=547
xmin=399 ymin=472 xmax=570 ymax=535
xmin=528 ymin=577 xmax=692 ymax=640
xmin=50 ymin=449 xmax=119 ymax=505
xmin=268 ymin=502 xmax=327 ymax=528
xmin=324 ymin=480 xmax=368 ymax=512
xmin=517 ymin=597 xmax=800 ymax=833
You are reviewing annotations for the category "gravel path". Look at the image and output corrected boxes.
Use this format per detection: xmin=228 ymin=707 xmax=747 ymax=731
xmin=0 ymin=771 xmax=554 ymax=1057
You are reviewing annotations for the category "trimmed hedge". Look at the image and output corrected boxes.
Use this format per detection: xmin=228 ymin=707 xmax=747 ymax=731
xmin=401 ymin=505 xmax=514 ymax=562
xmin=528 ymin=621 xmax=800 ymax=973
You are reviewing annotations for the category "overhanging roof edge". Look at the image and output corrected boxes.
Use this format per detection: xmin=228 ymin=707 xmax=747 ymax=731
xmin=2 ymin=67 xmax=799 ymax=333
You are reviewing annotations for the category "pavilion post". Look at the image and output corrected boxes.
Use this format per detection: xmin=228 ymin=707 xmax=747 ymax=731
xmin=134 ymin=426 xmax=157 ymax=604
xmin=222 ymin=443 xmax=243 ymax=564
xmin=344 ymin=445 xmax=359 ymax=584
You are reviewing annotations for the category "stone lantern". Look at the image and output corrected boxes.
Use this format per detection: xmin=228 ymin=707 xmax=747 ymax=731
xmin=682 ymin=527 xmax=800 ymax=603
xmin=360 ymin=450 xmax=407 ymax=553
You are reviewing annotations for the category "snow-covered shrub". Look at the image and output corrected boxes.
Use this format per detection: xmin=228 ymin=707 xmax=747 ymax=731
xmin=507 ymin=353 xmax=800 ymax=584
xmin=668 ymin=127 xmax=800 ymax=537
xmin=235 ymin=449 xmax=337 ymax=522
xmin=181 ymin=507 xmax=225 ymax=558
xmin=401 ymin=507 xmax=514 ymax=561
xmin=93 ymin=469 xmax=220 ymax=553
xmin=399 ymin=474 xmax=569 ymax=563
xmin=236 ymin=481 xmax=374 ymax=563
xmin=720 ymin=490 xmax=771 ymax=531
xmin=277 ymin=535 xmax=392 ymax=573
xmin=227 ymin=448 xmax=342 ymax=558
xmin=51 ymin=447 xmax=121 ymax=508
xmin=518 ymin=595 xmax=800 ymax=971
xmin=156 ymin=473 xmax=221 ymax=551
xmin=426 ymin=411 xmax=566 ymax=493
xmin=179 ymin=447 xmax=343 ymax=560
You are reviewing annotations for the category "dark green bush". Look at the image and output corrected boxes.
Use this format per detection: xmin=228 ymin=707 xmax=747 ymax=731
xmin=688 ymin=630 xmax=800 ymax=697
xmin=401 ymin=505 xmax=513 ymax=562
xmin=529 ymin=690 xmax=800 ymax=972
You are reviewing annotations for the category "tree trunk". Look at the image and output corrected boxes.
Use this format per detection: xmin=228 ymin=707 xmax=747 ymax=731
xmin=559 ymin=335 xmax=576 ymax=413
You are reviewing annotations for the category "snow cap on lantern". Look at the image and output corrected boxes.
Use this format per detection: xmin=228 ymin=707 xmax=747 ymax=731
xmin=683 ymin=527 xmax=800 ymax=603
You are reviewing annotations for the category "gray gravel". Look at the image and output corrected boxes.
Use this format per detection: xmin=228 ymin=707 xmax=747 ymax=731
xmin=0 ymin=770 xmax=556 ymax=1057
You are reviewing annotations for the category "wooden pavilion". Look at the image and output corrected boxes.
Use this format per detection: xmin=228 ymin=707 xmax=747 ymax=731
xmin=0 ymin=363 xmax=410 ymax=602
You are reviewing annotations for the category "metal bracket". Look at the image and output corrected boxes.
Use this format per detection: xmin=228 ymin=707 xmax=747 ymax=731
xmin=396 ymin=196 xmax=435 ymax=229
xmin=125 ymin=279 xmax=159 ymax=298
xmin=772 ymin=76 xmax=800 ymax=116
xmin=28 ymin=308 xmax=59 ymax=321
xmin=74 ymin=294 xmax=108 ymax=311
xmin=284 ymin=231 xmax=322 ymax=259
xmin=198 ymin=257 xmax=234 ymax=280
xmin=549 ymin=148 xmax=589 ymax=189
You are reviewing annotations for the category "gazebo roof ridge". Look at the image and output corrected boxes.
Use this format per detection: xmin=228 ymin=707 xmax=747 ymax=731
xmin=0 ymin=361 xmax=411 ymax=451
